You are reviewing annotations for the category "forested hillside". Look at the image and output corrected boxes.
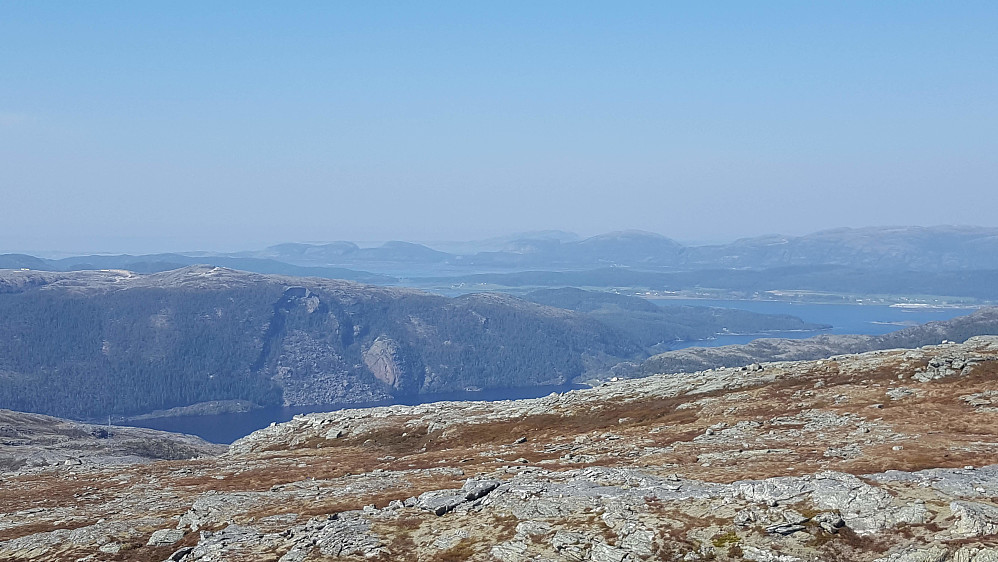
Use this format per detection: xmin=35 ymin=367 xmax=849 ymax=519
xmin=0 ymin=267 xmax=644 ymax=419
xmin=523 ymin=288 xmax=829 ymax=351
xmin=0 ymin=267 xmax=838 ymax=421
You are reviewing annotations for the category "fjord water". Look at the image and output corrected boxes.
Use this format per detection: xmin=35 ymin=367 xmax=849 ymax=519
xmin=124 ymin=301 xmax=976 ymax=443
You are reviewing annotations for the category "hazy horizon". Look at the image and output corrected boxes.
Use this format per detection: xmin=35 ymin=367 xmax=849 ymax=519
xmin=6 ymin=223 xmax=997 ymax=258
xmin=3 ymin=3 xmax=996 ymax=253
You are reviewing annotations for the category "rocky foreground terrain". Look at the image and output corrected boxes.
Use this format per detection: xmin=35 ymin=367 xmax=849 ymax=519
xmin=4 ymin=337 xmax=998 ymax=561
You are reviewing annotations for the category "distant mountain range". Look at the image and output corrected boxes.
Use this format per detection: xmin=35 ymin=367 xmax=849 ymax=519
xmin=3 ymin=225 xmax=998 ymax=302
xmin=0 ymin=252 xmax=392 ymax=283
xmin=234 ymin=225 xmax=998 ymax=271
xmin=6 ymin=225 xmax=998 ymax=275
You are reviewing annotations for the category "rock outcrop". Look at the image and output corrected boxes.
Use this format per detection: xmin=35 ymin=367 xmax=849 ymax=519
xmin=3 ymin=337 xmax=998 ymax=560
xmin=0 ymin=409 xmax=224 ymax=472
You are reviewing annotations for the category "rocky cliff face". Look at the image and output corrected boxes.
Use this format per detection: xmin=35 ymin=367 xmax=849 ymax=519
xmin=3 ymin=337 xmax=998 ymax=560
xmin=362 ymin=336 xmax=412 ymax=391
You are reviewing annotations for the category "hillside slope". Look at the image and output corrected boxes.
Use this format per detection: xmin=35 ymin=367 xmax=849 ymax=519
xmin=0 ymin=409 xmax=224 ymax=471
xmin=524 ymin=287 xmax=829 ymax=350
xmin=0 ymin=267 xmax=840 ymax=421
xmin=0 ymin=266 xmax=643 ymax=419
xmin=251 ymin=225 xmax=998 ymax=272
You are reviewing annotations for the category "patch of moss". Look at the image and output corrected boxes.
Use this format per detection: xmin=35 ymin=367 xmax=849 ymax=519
xmin=711 ymin=530 xmax=740 ymax=547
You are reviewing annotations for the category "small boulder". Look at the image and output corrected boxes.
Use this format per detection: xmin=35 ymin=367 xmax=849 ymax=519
xmin=147 ymin=528 xmax=185 ymax=547
xmin=462 ymin=478 xmax=501 ymax=501
xmin=951 ymin=501 xmax=998 ymax=537
xmin=98 ymin=542 xmax=123 ymax=554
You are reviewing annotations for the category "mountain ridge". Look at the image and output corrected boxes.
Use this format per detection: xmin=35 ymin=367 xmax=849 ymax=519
xmin=0 ymin=266 xmax=827 ymax=421
xmin=7 ymin=225 xmax=998 ymax=275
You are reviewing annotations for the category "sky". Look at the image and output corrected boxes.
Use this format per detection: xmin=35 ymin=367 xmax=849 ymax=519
xmin=2 ymin=2 xmax=996 ymax=253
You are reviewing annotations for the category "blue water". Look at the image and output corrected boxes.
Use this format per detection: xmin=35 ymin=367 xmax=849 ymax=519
xmin=655 ymin=299 xmax=978 ymax=350
xmin=123 ymin=384 xmax=585 ymax=444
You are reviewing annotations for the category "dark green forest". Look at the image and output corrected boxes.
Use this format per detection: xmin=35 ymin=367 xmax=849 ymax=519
xmin=0 ymin=287 xmax=285 ymax=418
xmin=0 ymin=271 xmax=645 ymax=419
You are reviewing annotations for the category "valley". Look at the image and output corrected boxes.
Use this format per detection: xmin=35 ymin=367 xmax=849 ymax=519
xmin=0 ymin=266 xmax=828 ymax=423
xmin=6 ymin=3 xmax=996 ymax=559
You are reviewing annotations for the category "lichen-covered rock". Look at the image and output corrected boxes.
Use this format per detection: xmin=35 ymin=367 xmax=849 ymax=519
xmin=146 ymin=528 xmax=184 ymax=546
xmin=951 ymin=501 xmax=998 ymax=538
xmin=952 ymin=547 xmax=998 ymax=562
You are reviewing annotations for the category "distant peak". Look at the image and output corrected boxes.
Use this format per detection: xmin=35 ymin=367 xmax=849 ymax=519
xmin=580 ymin=230 xmax=683 ymax=249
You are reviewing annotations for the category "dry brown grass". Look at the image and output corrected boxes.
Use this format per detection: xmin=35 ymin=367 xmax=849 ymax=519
xmin=491 ymin=513 xmax=520 ymax=542
xmin=585 ymin=514 xmax=618 ymax=545
xmin=236 ymin=471 xmax=466 ymax=523
xmin=0 ymin=519 xmax=94 ymax=542
xmin=424 ymin=394 xmax=709 ymax=453
xmin=0 ymin=473 xmax=129 ymax=513
xmin=169 ymin=448 xmax=381 ymax=492
xmin=380 ymin=533 xmax=418 ymax=562
xmin=103 ymin=529 xmax=203 ymax=562
xmin=810 ymin=525 xmax=894 ymax=558
xmin=436 ymin=539 xmax=483 ymax=561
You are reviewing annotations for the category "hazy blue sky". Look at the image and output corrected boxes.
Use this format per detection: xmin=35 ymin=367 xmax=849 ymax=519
xmin=2 ymin=2 xmax=996 ymax=253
